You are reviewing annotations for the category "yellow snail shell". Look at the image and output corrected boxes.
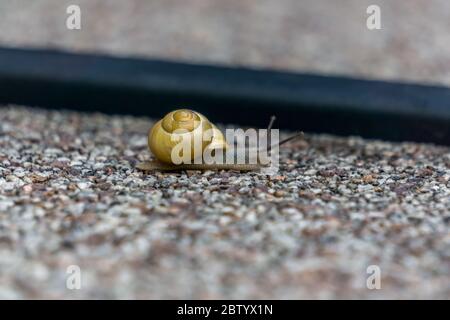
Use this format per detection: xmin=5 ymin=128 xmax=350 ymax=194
xmin=148 ymin=109 xmax=227 ymax=164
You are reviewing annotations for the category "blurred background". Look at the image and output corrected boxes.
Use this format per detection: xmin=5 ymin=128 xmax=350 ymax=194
xmin=1 ymin=0 xmax=450 ymax=85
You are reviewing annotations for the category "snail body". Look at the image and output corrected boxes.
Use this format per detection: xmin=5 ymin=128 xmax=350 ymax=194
xmin=137 ymin=108 xmax=303 ymax=172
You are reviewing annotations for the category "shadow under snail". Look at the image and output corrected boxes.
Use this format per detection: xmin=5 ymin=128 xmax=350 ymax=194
xmin=136 ymin=109 xmax=303 ymax=172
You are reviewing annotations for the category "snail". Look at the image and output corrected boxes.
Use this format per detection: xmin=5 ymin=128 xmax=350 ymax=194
xmin=136 ymin=109 xmax=303 ymax=172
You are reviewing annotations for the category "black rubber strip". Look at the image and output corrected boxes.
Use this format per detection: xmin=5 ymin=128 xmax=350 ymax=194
xmin=0 ymin=46 xmax=450 ymax=145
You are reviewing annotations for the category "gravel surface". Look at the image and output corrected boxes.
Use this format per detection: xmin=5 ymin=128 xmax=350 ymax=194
xmin=1 ymin=0 xmax=450 ymax=86
xmin=0 ymin=105 xmax=449 ymax=299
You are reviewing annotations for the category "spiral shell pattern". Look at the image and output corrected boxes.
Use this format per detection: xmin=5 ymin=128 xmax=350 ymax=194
xmin=148 ymin=109 xmax=227 ymax=164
